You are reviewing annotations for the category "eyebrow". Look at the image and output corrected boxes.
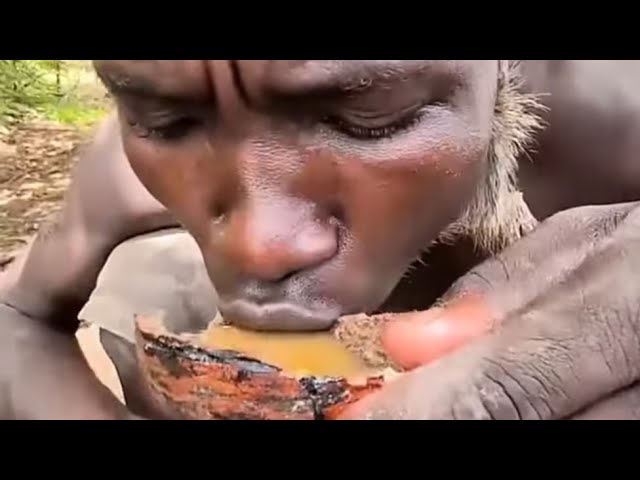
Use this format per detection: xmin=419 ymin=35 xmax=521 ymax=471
xmin=263 ymin=60 xmax=438 ymax=99
xmin=98 ymin=70 xmax=177 ymax=100
xmin=96 ymin=64 xmax=207 ymax=102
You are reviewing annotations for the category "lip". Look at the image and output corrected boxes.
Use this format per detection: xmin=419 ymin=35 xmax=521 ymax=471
xmin=218 ymin=299 xmax=340 ymax=331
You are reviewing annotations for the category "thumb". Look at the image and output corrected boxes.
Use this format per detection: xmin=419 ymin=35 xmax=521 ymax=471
xmin=381 ymin=295 xmax=496 ymax=370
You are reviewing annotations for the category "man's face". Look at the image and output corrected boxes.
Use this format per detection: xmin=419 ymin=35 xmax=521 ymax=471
xmin=94 ymin=60 xmax=499 ymax=331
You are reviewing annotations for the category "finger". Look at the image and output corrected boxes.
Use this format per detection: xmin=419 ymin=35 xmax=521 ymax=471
xmin=381 ymin=204 xmax=640 ymax=370
xmin=472 ymin=241 xmax=640 ymax=419
xmin=381 ymin=294 xmax=495 ymax=370
xmin=346 ymin=206 xmax=640 ymax=420
xmin=570 ymin=382 xmax=640 ymax=420
xmin=473 ymin=218 xmax=640 ymax=419
xmin=380 ymin=207 xmax=627 ymax=371
xmin=443 ymin=203 xmax=639 ymax=319
xmin=337 ymin=340 xmax=495 ymax=420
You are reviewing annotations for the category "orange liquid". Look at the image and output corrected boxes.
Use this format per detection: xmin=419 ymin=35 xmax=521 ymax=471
xmin=201 ymin=325 xmax=373 ymax=378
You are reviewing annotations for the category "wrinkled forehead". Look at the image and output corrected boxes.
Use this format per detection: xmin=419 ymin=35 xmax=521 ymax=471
xmin=93 ymin=60 xmax=491 ymax=98
xmin=94 ymin=60 xmax=459 ymax=78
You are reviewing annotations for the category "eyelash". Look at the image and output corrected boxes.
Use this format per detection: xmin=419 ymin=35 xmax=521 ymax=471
xmin=323 ymin=108 xmax=427 ymax=140
xmin=127 ymin=117 xmax=201 ymax=141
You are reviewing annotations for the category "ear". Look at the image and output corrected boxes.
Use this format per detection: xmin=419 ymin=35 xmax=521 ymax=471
xmin=449 ymin=60 xmax=547 ymax=255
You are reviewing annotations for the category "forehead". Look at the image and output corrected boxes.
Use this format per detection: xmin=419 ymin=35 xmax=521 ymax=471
xmin=94 ymin=60 xmax=487 ymax=97
xmin=262 ymin=60 xmax=458 ymax=79
xmin=95 ymin=60 xmax=458 ymax=77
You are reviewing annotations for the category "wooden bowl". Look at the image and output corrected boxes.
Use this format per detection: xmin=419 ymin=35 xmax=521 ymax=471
xmin=134 ymin=314 xmax=399 ymax=420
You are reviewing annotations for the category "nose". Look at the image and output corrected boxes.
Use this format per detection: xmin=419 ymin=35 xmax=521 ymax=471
xmin=237 ymin=223 xmax=337 ymax=282
xmin=220 ymin=200 xmax=338 ymax=283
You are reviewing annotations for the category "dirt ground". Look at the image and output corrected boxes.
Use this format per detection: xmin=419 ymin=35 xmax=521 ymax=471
xmin=0 ymin=121 xmax=84 ymax=258
xmin=0 ymin=60 xmax=108 ymax=262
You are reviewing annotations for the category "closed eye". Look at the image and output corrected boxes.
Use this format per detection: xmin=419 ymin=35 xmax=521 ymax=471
xmin=323 ymin=101 xmax=443 ymax=140
xmin=127 ymin=116 xmax=203 ymax=141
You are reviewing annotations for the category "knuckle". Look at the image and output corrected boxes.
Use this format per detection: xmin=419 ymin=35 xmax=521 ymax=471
xmin=534 ymin=206 xmax=603 ymax=242
xmin=476 ymin=355 xmax=550 ymax=420
xmin=568 ymin=244 xmax=640 ymax=383
xmin=542 ymin=203 xmax=631 ymax=236
xmin=588 ymin=301 xmax=640 ymax=385
xmin=444 ymin=255 xmax=513 ymax=300
xmin=533 ymin=203 xmax=634 ymax=253
xmin=409 ymin=348 xmax=551 ymax=420
xmin=449 ymin=394 xmax=493 ymax=420
xmin=421 ymin=356 xmax=542 ymax=420
xmin=475 ymin=325 xmax=589 ymax=420
xmin=444 ymin=269 xmax=496 ymax=300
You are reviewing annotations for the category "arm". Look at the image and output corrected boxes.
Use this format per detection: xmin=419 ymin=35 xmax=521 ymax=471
xmin=0 ymin=112 xmax=177 ymax=419
xmin=1 ymin=112 xmax=176 ymax=322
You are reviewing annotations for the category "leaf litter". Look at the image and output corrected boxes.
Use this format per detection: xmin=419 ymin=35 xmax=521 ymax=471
xmin=0 ymin=120 xmax=89 ymax=268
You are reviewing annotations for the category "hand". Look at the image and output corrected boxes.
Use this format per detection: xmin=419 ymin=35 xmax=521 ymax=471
xmin=0 ymin=303 xmax=143 ymax=420
xmin=340 ymin=202 xmax=640 ymax=420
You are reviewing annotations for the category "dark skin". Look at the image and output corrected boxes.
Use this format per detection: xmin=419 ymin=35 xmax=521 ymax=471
xmin=2 ymin=60 xmax=640 ymax=419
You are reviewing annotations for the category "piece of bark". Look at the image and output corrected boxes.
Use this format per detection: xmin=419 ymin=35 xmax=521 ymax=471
xmin=135 ymin=314 xmax=398 ymax=420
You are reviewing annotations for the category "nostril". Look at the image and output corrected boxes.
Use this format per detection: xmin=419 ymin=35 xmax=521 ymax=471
xmin=213 ymin=212 xmax=227 ymax=225
xmin=223 ymin=204 xmax=340 ymax=284
xmin=300 ymin=223 xmax=338 ymax=261
xmin=244 ymin=226 xmax=337 ymax=284
xmin=210 ymin=202 xmax=230 ymax=225
xmin=327 ymin=200 xmax=346 ymax=226
xmin=274 ymin=268 xmax=301 ymax=284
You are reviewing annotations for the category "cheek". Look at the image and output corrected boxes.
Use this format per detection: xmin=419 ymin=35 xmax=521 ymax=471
xmin=339 ymin=123 xmax=489 ymax=261
xmin=121 ymin=136 xmax=221 ymax=237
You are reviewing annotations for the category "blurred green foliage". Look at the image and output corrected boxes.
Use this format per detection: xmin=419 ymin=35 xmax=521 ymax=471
xmin=0 ymin=60 xmax=108 ymax=127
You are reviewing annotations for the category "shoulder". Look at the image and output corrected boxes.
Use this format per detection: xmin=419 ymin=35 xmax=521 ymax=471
xmin=518 ymin=61 xmax=640 ymax=217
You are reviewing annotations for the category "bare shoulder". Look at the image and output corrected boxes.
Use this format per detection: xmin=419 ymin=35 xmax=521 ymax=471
xmin=522 ymin=60 xmax=640 ymax=115
xmin=518 ymin=61 xmax=640 ymax=217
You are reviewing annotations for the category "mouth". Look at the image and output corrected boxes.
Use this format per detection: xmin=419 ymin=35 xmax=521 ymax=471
xmin=218 ymin=299 xmax=341 ymax=332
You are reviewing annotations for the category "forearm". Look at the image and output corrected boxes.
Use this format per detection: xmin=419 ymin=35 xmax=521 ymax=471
xmin=0 ymin=211 xmax=114 ymax=328
xmin=0 ymin=302 xmax=134 ymax=419
xmin=1 ymin=112 xmax=176 ymax=327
